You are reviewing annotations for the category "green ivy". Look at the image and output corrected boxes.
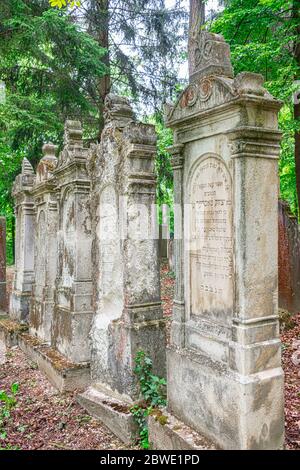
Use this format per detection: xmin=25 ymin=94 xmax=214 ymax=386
xmin=130 ymin=351 xmax=167 ymax=449
xmin=0 ymin=382 xmax=19 ymax=449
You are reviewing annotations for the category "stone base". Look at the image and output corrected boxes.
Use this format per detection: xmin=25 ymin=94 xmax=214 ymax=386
xmin=78 ymin=385 xmax=138 ymax=445
xmin=30 ymin=298 xmax=55 ymax=344
xmin=148 ymin=410 xmax=217 ymax=450
xmin=10 ymin=290 xmax=31 ymax=322
xmin=0 ymin=316 xmax=28 ymax=348
xmin=18 ymin=333 xmax=90 ymax=392
xmin=167 ymin=346 xmax=285 ymax=450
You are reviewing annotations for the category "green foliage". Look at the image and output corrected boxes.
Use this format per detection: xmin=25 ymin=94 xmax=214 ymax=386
xmin=50 ymin=0 xmax=188 ymax=113
xmin=146 ymin=114 xmax=174 ymax=232
xmin=0 ymin=382 xmax=19 ymax=446
xmin=211 ymin=0 xmax=300 ymax=217
xmin=130 ymin=404 xmax=152 ymax=449
xmin=49 ymin=0 xmax=80 ymax=7
xmin=133 ymin=350 xmax=167 ymax=407
xmin=278 ymin=104 xmax=299 ymax=215
xmin=0 ymin=0 xmax=106 ymax=260
xmin=130 ymin=350 xmax=167 ymax=449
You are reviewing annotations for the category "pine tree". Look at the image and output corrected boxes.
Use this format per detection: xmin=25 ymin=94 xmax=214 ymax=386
xmin=211 ymin=0 xmax=300 ymax=216
xmin=50 ymin=0 xmax=188 ymax=134
xmin=0 ymin=0 xmax=107 ymax=259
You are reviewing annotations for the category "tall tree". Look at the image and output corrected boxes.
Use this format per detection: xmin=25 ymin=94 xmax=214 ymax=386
xmin=211 ymin=0 xmax=300 ymax=216
xmin=50 ymin=0 xmax=188 ymax=135
xmin=0 ymin=0 xmax=107 ymax=260
xmin=293 ymin=0 xmax=300 ymax=218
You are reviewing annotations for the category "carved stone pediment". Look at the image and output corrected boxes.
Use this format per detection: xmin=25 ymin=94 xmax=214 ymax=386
xmin=165 ymin=72 xmax=277 ymax=126
xmin=165 ymin=75 xmax=237 ymax=125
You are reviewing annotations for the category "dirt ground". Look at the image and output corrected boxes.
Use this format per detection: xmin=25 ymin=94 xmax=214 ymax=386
xmin=0 ymin=262 xmax=299 ymax=450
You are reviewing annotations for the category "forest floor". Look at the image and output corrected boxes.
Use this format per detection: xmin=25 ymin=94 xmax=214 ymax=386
xmin=0 ymin=262 xmax=299 ymax=450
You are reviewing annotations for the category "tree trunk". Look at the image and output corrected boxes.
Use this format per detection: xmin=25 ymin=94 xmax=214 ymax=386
xmin=96 ymin=0 xmax=110 ymax=139
xmin=294 ymin=0 xmax=300 ymax=218
xmin=188 ymin=0 xmax=205 ymax=77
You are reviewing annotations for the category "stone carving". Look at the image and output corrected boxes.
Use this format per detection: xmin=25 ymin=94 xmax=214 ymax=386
xmin=52 ymin=121 xmax=93 ymax=363
xmin=30 ymin=143 xmax=58 ymax=342
xmin=36 ymin=143 xmax=58 ymax=183
xmin=188 ymin=156 xmax=233 ymax=325
xmin=10 ymin=158 xmax=35 ymax=322
xmin=80 ymin=94 xmax=165 ymax=431
xmin=189 ymin=31 xmax=233 ymax=82
xmin=166 ymin=75 xmax=237 ymax=124
xmin=103 ymin=94 xmax=135 ymax=124
xmin=149 ymin=31 xmax=284 ymax=451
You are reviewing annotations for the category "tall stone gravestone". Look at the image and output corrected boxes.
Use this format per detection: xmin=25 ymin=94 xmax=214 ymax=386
xmin=150 ymin=32 xmax=284 ymax=449
xmin=0 ymin=217 xmax=6 ymax=312
xmin=79 ymin=95 xmax=166 ymax=442
xmin=52 ymin=121 xmax=93 ymax=363
xmin=30 ymin=143 xmax=58 ymax=342
xmin=10 ymin=159 xmax=35 ymax=322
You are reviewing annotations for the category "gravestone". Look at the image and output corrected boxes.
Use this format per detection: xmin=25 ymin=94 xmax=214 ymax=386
xmin=52 ymin=121 xmax=93 ymax=363
xmin=79 ymin=95 xmax=166 ymax=443
xmin=0 ymin=217 xmax=6 ymax=312
xmin=149 ymin=32 xmax=284 ymax=450
xmin=10 ymin=158 xmax=35 ymax=322
xmin=30 ymin=143 xmax=58 ymax=342
xmin=278 ymin=199 xmax=300 ymax=314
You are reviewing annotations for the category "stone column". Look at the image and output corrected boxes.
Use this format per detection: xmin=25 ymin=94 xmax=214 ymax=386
xmin=149 ymin=32 xmax=284 ymax=450
xmin=52 ymin=121 xmax=93 ymax=364
xmin=10 ymin=159 xmax=35 ymax=322
xmin=84 ymin=94 xmax=165 ymax=406
xmin=121 ymin=120 xmax=166 ymax=390
xmin=0 ymin=217 xmax=6 ymax=312
xmin=169 ymin=144 xmax=185 ymax=349
xmin=30 ymin=143 xmax=58 ymax=342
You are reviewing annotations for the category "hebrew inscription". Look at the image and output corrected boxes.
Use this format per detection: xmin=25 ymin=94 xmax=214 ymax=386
xmin=189 ymin=156 xmax=233 ymax=319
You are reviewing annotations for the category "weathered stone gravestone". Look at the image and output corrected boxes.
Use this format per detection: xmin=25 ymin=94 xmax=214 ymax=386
xmin=52 ymin=121 xmax=93 ymax=364
xmin=0 ymin=217 xmax=6 ymax=312
xmin=149 ymin=32 xmax=284 ymax=450
xmin=30 ymin=143 xmax=58 ymax=342
xmin=79 ymin=94 xmax=166 ymax=443
xmin=278 ymin=199 xmax=300 ymax=314
xmin=10 ymin=158 xmax=35 ymax=322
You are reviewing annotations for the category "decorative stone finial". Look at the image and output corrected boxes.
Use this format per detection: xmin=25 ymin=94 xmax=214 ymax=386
xmin=42 ymin=142 xmax=58 ymax=161
xmin=63 ymin=120 xmax=83 ymax=148
xmin=35 ymin=142 xmax=58 ymax=183
xmin=104 ymin=94 xmax=135 ymax=125
xmin=188 ymin=31 xmax=233 ymax=82
xmin=21 ymin=158 xmax=34 ymax=175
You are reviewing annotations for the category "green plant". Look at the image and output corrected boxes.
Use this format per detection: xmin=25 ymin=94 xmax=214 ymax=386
xmin=130 ymin=404 xmax=152 ymax=449
xmin=0 ymin=382 xmax=19 ymax=441
xmin=134 ymin=350 xmax=167 ymax=407
xmin=130 ymin=351 xmax=167 ymax=449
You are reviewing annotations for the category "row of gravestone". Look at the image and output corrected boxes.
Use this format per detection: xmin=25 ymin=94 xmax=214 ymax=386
xmin=10 ymin=95 xmax=166 ymax=397
xmin=7 ymin=32 xmax=285 ymax=449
